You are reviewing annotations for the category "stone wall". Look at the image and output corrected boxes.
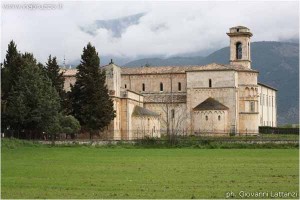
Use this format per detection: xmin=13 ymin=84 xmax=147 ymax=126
xmin=64 ymin=76 xmax=76 ymax=92
xmin=258 ymin=85 xmax=277 ymax=127
xmin=131 ymin=116 xmax=160 ymax=139
xmin=187 ymin=70 xmax=237 ymax=88
xmin=103 ymin=64 xmax=121 ymax=97
xmin=144 ymin=103 xmax=187 ymax=134
xmin=121 ymin=73 xmax=187 ymax=93
xmin=193 ymin=110 xmax=228 ymax=134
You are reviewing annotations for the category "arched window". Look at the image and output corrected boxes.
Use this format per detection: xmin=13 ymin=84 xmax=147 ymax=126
xmin=178 ymin=82 xmax=181 ymax=91
xmin=250 ymin=101 xmax=255 ymax=112
xmin=218 ymin=115 xmax=221 ymax=121
xmin=205 ymin=116 xmax=208 ymax=121
xmin=209 ymin=79 xmax=212 ymax=88
xmin=125 ymin=84 xmax=127 ymax=89
xmin=160 ymin=82 xmax=163 ymax=92
xmin=236 ymin=42 xmax=242 ymax=59
xmin=142 ymin=83 xmax=145 ymax=91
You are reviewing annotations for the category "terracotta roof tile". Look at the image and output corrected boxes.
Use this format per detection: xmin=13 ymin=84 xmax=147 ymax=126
xmin=121 ymin=63 xmax=257 ymax=74
xmin=132 ymin=106 xmax=160 ymax=117
xmin=61 ymin=63 xmax=257 ymax=77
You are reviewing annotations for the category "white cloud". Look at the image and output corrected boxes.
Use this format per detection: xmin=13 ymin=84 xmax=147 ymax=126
xmin=1 ymin=1 xmax=299 ymax=64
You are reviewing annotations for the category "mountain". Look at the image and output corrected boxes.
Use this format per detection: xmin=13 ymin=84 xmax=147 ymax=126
xmin=79 ymin=13 xmax=146 ymax=38
xmin=124 ymin=41 xmax=299 ymax=125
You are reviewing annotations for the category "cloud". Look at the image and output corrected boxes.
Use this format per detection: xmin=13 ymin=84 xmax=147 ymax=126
xmin=1 ymin=1 xmax=299 ymax=65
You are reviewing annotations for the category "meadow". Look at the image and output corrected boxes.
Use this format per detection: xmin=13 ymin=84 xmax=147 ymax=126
xmin=1 ymin=140 xmax=299 ymax=199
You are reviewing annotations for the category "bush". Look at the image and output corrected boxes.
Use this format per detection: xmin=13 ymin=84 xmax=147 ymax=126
xmin=1 ymin=138 xmax=41 ymax=149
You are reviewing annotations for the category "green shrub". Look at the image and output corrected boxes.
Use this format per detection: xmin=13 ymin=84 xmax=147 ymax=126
xmin=1 ymin=138 xmax=41 ymax=149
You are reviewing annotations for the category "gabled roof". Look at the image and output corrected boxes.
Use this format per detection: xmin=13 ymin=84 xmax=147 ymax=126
xmin=132 ymin=106 xmax=160 ymax=117
xmin=193 ymin=97 xmax=229 ymax=111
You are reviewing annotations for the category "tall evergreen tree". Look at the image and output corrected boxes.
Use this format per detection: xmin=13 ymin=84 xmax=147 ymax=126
xmin=1 ymin=41 xmax=23 ymax=99
xmin=70 ymin=43 xmax=115 ymax=139
xmin=1 ymin=41 xmax=23 ymax=131
xmin=45 ymin=55 xmax=65 ymax=110
xmin=6 ymin=52 xmax=61 ymax=138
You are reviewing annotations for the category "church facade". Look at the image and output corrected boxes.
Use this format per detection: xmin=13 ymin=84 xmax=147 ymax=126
xmin=63 ymin=26 xmax=277 ymax=139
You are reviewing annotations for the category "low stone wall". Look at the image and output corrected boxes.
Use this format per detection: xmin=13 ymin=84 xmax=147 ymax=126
xmin=39 ymin=140 xmax=136 ymax=146
xmin=38 ymin=139 xmax=298 ymax=146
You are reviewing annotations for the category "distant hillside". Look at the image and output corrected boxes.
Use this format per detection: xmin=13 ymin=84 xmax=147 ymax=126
xmin=124 ymin=41 xmax=299 ymax=125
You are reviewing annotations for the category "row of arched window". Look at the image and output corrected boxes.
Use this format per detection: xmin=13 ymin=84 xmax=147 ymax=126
xmin=124 ymin=79 xmax=213 ymax=91
xmin=125 ymin=82 xmax=183 ymax=92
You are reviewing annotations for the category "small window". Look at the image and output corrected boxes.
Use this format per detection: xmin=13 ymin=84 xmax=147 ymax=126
xmin=125 ymin=84 xmax=127 ymax=89
xmin=248 ymin=42 xmax=250 ymax=57
xmin=236 ymin=42 xmax=242 ymax=59
xmin=237 ymin=28 xmax=239 ymax=32
xmin=142 ymin=83 xmax=145 ymax=91
xmin=209 ymin=79 xmax=212 ymax=88
xmin=260 ymin=95 xmax=262 ymax=105
xmin=160 ymin=82 xmax=163 ymax=92
xmin=178 ymin=82 xmax=181 ymax=91
xmin=250 ymin=101 xmax=255 ymax=112
xmin=205 ymin=116 xmax=208 ymax=121
xmin=218 ymin=115 xmax=221 ymax=121
xmin=171 ymin=109 xmax=175 ymax=119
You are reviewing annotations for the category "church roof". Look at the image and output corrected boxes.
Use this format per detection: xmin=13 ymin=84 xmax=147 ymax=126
xmin=193 ymin=97 xmax=229 ymax=111
xmin=132 ymin=106 xmax=160 ymax=117
xmin=258 ymin=82 xmax=277 ymax=91
xmin=121 ymin=63 xmax=257 ymax=75
xmin=61 ymin=63 xmax=258 ymax=77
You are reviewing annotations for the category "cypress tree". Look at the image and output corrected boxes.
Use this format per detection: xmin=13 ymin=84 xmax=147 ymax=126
xmin=1 ymin=41 xmax=23 ymax=99
xmin=45 ymin=55 xmax=65 ymax=111
xmin=70 ymin=43 xmax=115 ymax=139
xmin=1 ymin=41 xmax=23 ymax=131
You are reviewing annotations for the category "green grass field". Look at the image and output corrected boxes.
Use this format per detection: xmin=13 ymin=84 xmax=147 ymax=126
xmin=1 ymin=141 xmax=299 ymax=199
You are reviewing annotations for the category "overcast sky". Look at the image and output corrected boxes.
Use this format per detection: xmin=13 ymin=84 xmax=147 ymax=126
xmin=1 ymin=1 xmax=299 ymax=65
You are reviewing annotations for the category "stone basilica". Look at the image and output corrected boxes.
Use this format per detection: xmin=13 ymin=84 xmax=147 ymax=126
xmin=63 ymin=26 xmax=277 ymax=140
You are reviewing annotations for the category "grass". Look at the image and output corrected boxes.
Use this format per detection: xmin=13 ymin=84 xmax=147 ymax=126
xmin=1 ymin=139 xmax=299 ymax=199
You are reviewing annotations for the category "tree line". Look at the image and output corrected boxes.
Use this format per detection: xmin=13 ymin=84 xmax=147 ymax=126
xmin=1 ymin=41 xmax=115 ymax=142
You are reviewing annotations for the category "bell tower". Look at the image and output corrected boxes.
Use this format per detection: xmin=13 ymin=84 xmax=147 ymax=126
xmin=227 ymin=26 xmax=253 ymax=68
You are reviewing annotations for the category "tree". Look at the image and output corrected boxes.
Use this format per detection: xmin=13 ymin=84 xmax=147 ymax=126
xmin=59 ymin=115 xmax=81 ymax=139
xmin=70 ymin=43 xmax=115 ymax=139
xmin=5 ymin=52 xmax=61 ymax=139
xmin=1 ymin=41 xmax=23 ymax=131
xmin=1 ymin=41 xmax=23 ymax=99
xmin=45 ymin=55 xmax=65 ymax=103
